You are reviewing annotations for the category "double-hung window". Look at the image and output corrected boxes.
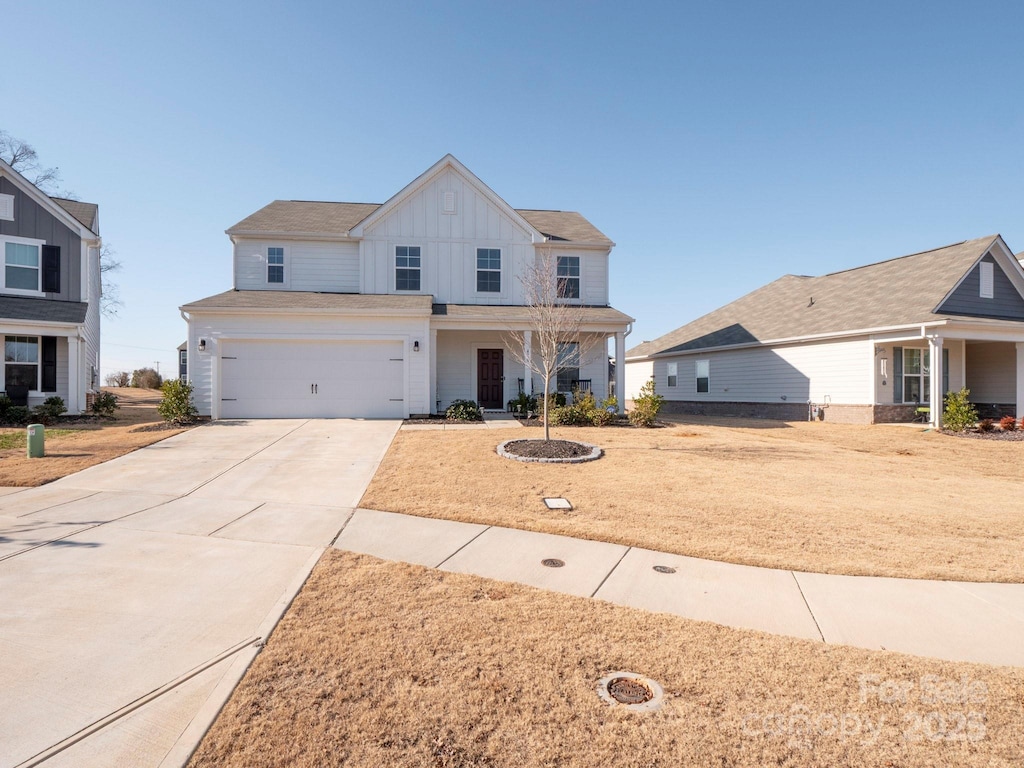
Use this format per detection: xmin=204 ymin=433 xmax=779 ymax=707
xmin=396 ymin=246 xmax=421 ymax=291
xmin=695 ymin=360 xmax=710 ymax=393
xmin=5 ymin=239 xmax=41 ymax=292
xmin=267 ymin=247 xmax=284 ymax=283
xmin=899 ymin=348 xmax=930 ymax=404
xmin=5 ymin=335 xmax=39 ymax=395
xmin=556 ymin=255 xmax=580 ymax=299
xmin=476 ymin=248 xmax=501 ymax=292
xmin=556 ymin=341 xmax=580 ymax=392
xmin=667 ymin=362 xmax=678 ymax=387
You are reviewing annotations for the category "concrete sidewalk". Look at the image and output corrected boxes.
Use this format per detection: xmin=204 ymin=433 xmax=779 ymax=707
xmin=335 ymin=508 xmax=1024 ymax=668
xmin=0 ymin=419 xmax=399 ymax=768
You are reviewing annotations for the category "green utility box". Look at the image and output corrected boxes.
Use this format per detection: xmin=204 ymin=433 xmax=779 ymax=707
xmin=27 ymin=423 xmax=44 ymax=458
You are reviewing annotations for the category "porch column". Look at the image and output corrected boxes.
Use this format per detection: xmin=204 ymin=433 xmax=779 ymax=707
xmin=615 ymin=331 xmax=626 ymax=414
xmin=66 ymin=336 xmax=81 ymax=415
xmin=523 ymin=330 xmax=532 ymax=395
xmin=928 ymin=336 xmax=943 ymax=428
xmin=1016 ymin=342 xmax=1024 ymax=419
xmin=429 ymin=328 xmax=438 ymax=414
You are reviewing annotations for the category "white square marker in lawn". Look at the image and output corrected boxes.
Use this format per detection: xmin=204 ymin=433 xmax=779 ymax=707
xmin=543 ymin=497 xmax=572 ymax=510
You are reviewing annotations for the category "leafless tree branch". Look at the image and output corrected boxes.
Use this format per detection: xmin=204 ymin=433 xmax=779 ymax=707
xmin=0 ymin=130 xmax=63 ymax=193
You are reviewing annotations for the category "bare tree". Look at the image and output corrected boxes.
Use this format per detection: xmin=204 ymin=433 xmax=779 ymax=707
xmin=504 ymin=248 xmax=604 ymax=440
xmin=0 ymin=130 xmax=62 ymax=192
xmin=100 ymin=243 xmax=123 ymax=318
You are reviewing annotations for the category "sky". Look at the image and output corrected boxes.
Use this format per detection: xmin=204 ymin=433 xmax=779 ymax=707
xmin=4 ymin=1 xmax=1023 ymax=377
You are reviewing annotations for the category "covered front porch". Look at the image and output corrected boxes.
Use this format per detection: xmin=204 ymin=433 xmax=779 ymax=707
xmin=870 ymin=324 xmax=1024 ymax=428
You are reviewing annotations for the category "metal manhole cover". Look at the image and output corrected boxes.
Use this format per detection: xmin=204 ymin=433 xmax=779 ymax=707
xmin=653 ymin=565 xmax=676 ymax=574
xmin=597 ymin=671 xmax=665 ymax=712
xmin=541 ymin=558 xmax=565 ymax=568
xmin=607 ymin=677 xmax=653 ymax=704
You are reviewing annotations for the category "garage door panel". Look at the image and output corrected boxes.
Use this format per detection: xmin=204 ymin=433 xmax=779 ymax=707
xmin=219 ymin=340 xmax=405 ymax=419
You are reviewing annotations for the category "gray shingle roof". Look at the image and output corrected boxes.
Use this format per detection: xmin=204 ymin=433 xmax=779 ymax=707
xmin=51 ymin=198 xmax=99 ymax=234
xmin=628 ymin=236 xmax=1006 ymax=358
xmin=433 ymin=303 xmax=633 ymax=325
xmin=0 ymin=296 xmax=88 ymax=324
xmin=225 ymin=201 xmax=611 ymax=245
xmin=181 ymin=290 xmax=434 ymax=313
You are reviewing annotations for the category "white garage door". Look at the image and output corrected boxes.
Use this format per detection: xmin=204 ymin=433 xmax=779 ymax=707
xmin=219 ymin=339 xmax=405 ymax=419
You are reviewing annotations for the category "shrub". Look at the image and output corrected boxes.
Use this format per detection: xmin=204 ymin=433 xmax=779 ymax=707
xmin=105 ymin=371 xmax=130 ymax=387
xmin=445 ymin=399 xmax=482 ymax=421
xmin=978 ymin=418 xmax=996 ymax=432
xmin=999 ymin=415 xmax=1018 ymax=432
xmin=131 ymin=367 xmax=163 ymax=389
xmin=33 ymin=396 xmax=67 ymax=424
xmin=5 ymin=406 xmax=32 ymax=425
xmin=91 ymin=390 xmax=119 ymax=417
xmin=592 ymin=396 xmax=619 ymax=427
xmin=942 ymin=387 xmax=978 ymax=432
xmin=0 ymin=395 xmax=11 ymax=419
xmin=628 ymin=380 xmax=664 ymax=427
xmin=157 ymin=379 xmax=198 ymax=425
xmin=507 ymin=392 xmax=537 ymax=417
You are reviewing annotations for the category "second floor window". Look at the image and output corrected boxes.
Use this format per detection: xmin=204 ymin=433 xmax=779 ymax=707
xmin=396 ymin=245 xmax=421 ymax=291
xmin=267 ymin=247 xmax=284 ymax=283
xmin=5 ymin=240 xmax=40 ymax=292
xmin=476 ymin=248 xmax=501 ymax=292
xmin=557 ymin=255 xmax=580 ymax=299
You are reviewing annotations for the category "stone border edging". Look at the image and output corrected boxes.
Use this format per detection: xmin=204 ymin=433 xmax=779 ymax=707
xmin=496 ymin=439 xmax=603 ymax=464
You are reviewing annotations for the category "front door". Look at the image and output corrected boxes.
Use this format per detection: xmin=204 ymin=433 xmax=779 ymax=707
xmin=477 ymin=349 xmax=503 ymax=409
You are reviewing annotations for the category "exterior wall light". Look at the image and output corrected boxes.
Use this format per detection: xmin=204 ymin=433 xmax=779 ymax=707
xmin=413 ymin=340 xmax=420 ymax=352
xmin=198 ymin=339 xmax=207 ymax=352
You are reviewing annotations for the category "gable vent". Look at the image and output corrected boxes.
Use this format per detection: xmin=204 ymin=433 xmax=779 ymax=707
xmin=441 ymin=191 xmax=456 ymax=215
xmin=0 ymin=193 xmax=13 ymax=221
xmin=979 ymin=261 xmax=994 ymax=299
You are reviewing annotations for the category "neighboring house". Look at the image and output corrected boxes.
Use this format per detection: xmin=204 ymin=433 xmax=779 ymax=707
xmin=180 ymin=155 xmax=633 ymax=419
xmin=0 ymin=159 xmax=101 ymax=413
xmin=177 ymin=341 xmax=187 ymax=382
xmin=625 ymin=235 xmax=1024 ymax=427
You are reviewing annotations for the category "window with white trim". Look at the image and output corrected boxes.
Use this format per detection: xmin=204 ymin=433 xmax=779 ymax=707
xmin=476 ymin=248 xmax=501 ymax=292
xmin=3 ymin=238 xmax=42 ymax=292
xmin=396 ymin=245 xmax=421 ymax=291
xmin=696 ymin=359 xmax=710 ymax=393
xmin=556 ymin=341 xmax=580 ymax=392
xmin=666 ymin=362 xmax=677 ymax=387
xmin=5 ymin=335 xmax=39 ymax=395
xmin=979 ymin=261 xmax=994 ymax=299
xmin=900 ymin=348 xmax=931 ymax=404
xmin=0 ymin=193 xmax=14 ymax=221
xmin=557 ymin=255 xmax=580 ymax=299
xmin=267 ymin=247 xmax=284 ymax=283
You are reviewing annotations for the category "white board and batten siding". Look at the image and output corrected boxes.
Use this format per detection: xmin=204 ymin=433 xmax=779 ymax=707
xmin=652 ymin=339 xmax=873 ymax=405
xmin=187 ymin=312 xmax=430 ymax=418
xmin=234 ymin=239 xmax=361 ymax=293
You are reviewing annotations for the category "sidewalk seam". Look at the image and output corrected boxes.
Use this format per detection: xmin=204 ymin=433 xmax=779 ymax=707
xmin=434 ymin=525 xmax=493 ymax=568
xmin=590 ymin=546 xmax=632 ymax=598
xmin=791 ymin=571 xmax=825 ymax=642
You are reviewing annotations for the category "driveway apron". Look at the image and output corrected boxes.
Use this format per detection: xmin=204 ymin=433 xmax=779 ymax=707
xmin=0 ymin=418 xmax=399 ymax=768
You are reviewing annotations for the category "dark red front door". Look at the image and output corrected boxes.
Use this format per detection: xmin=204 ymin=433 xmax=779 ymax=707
xmin=477 ymin=349 xmax=503 ymax=409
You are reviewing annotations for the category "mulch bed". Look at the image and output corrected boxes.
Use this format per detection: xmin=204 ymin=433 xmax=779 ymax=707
xmin=130 ymin=417 xmax=209 ymax=433
xmin=501 ymin=439 xmax=594 ymax=459
xmin=943 ymin=428 xmax=1024 ymax=441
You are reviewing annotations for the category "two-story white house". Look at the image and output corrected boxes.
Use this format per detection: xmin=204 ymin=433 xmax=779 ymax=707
xmin=180 ymin=155 xmax=633 ymax=419
xmin=0 ymin=159 xmax=102 ymax=414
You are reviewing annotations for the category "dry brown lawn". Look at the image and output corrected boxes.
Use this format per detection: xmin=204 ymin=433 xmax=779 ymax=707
xmin=0 ymin=387 xmax=189 ymax=486
xmin=361 ymin=418 xmax=1024 ymax=582
xmin=190 ymin=551 xmax=1024 ymax=768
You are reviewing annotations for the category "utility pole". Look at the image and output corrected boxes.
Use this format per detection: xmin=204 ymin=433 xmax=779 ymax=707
xmin=153 ymin=361 xmax=160 ymax=374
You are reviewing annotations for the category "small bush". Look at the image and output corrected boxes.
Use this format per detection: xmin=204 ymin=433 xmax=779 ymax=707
xmin=157 ymin=379 xmax=198 ymax=425
xmin=978 ymin=419 xmax=996 ymax=432
xmin=5 ymin=406 xmax=32 ymax=425
xmin=999 ymin=415 xmax=1018 ymax=431
xmin=92 ymin=391 xmax=119 ymax=417
xmin=445 ymin=399 xmax=482 ymax=421
xmin=507 ymin=392 xmax=537 ymax=416
xmin=131 ymin=367 xmax=163 ymax=389
xmin=942 ymin=387 xmax=978 ymax=432
xmin=0 ymin=395 xmax=11 ymax=419
xmin=105 ymin=371 xmax=130 ymax=387
xmin=33 ymin=396 xmax=67 ymax=424
xmin=628 ymin=380 xmax=664 ymax=427
xmin=592 ymin=396 xmax=618 ymax=427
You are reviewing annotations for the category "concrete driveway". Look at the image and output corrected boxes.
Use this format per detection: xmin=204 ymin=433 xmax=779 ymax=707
xmin=0 ymin=418 xmax=399 ymax=768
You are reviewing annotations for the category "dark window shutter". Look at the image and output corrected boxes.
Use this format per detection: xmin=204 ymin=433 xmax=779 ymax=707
xmin=893 ymin=346 xmax=903 ymax=404
xmin=42 ymin=245 xmax=61 ymax=293
xmin=42 ymin=336 xmax=58 ymax=392
xmin=942 ymin=348 xmax=949 ymax=397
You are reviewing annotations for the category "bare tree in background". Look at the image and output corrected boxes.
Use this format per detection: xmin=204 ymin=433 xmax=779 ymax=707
xmin=1 ymin=129 xmax=121 ymax=316
xmin=504 ymin=248 xmax=603 ymax=441
xmin=0 ymin=130 xmax=63 ymax=193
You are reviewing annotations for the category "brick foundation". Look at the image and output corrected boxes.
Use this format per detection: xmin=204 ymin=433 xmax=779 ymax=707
xmin=649 ymin=400 xmax=912 ymax=425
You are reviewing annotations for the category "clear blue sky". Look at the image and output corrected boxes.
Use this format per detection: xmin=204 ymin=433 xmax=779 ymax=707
xmin=6 ymin=1 xmax=1023 ymax=376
